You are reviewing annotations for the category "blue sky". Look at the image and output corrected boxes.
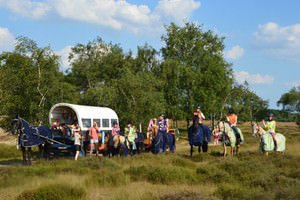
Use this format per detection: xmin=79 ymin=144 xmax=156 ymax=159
xmin=0 ymin=0 xmax=299 ymax=109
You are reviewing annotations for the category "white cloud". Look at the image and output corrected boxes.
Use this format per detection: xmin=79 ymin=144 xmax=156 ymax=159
xmin=253 ymin=22 xmax=300 ymax=63
xmin=285 ymin=81 xmax=300 ymax=88
xmin=0 ymin=0 xmax=50 ymax=19
xmin=55 ymin=45 xmax=73 ymax=71
xmin=154 ymin=0 xmax=200 ymax=23
xmin=0 ymin=27 xmax=16 ymax=52
xmin=0 ymin=0 xmax=201 ymax=33
xmin=234 ymin=71 xmax=274 ymax=85
xmin=225 ymin=45 xmax=244 ymax=60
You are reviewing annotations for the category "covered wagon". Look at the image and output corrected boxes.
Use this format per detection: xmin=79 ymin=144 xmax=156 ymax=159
xmin=48 ymin=103 xmax=119 ymax=156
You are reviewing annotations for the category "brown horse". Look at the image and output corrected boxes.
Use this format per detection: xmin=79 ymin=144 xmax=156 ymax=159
xmin=144 ymin=118 xmax=158 ymax=151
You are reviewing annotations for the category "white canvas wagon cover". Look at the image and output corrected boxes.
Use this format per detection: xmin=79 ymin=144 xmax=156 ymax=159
xmin=49 ymin=103 xmax=118 ymax=131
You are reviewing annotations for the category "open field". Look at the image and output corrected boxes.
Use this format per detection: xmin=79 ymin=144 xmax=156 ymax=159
xmin=0 ymin=122 xmax=300 ymax=200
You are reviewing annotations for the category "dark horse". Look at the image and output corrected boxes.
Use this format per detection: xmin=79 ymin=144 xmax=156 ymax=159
xmin=11 ymin=117 xmax=53 ymax=165
xmin=188 ymin=115 xmax=211 ymax=156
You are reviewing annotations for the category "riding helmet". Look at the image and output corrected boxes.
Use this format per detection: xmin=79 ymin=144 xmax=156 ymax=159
xmin=229 ymin=108 xmax=234 ymax=114
xmin=159 ymin=113 xmax=166 ymax=118
xmin=127 ymin=121 xmax=132 ymax=125
xmin=196 ymin=105 xmax=201 ymax=110
xmin=268 ymin=113 xmax=274 ymax=117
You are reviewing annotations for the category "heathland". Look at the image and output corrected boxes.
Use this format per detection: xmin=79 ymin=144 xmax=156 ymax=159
xmin=0 ymin=121 xmax=299 ymax=200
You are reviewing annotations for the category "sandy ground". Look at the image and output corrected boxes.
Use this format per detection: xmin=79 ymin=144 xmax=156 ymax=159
xmin=0 ymin=128 xmax=16 ymax=145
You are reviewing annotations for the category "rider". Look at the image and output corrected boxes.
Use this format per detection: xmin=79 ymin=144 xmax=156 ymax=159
xmin=125 ymin=121 xmax=135 ymax=155
xmin=226 ymin=109 xmax=241 ymax=145
xmin=193 ymin=106 xmax=207 ymax=141
xmin=262 ymin=113 xmax=277 ymax=150
xmin=112 ymin=122 xmax=120 ymax=149
xmin=158 ymin=113 xmax=169 ymax=153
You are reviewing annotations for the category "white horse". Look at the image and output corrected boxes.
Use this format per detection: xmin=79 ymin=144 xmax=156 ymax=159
xmin=218 ymin=121 xmax=244 ymax=157
xmin=253 ymin=123 xmax=286 ymax=156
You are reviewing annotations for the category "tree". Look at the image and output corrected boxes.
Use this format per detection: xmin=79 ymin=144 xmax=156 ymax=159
xmin=225 ymin=83 xmax=269 ymax=121
xmin=160 ymin=22 xmax=233 ymax=127
xmin=278 ymin=86 xmax=300 ymax=128
xmin=67 ymin=39 xmax=165 ymax=130
xmin=0 ymin=36 xmax=78 ymax=126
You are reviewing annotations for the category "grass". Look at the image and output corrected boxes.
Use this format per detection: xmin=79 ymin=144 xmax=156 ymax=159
xmin=0 ymin=122 xmax=300 ymax=199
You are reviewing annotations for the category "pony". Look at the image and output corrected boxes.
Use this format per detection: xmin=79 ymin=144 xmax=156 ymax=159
xmin=188 ymin=115 xmax=211 ymax=156
xmin=218 ymin=121 xmax=244 ymax=157
xmin=253 ymin=123 xmax=286 ymax=156
xmin=145 ymin=119 xmax=158 ymax=151
xmin=11 ymin=117 xmax=53 ymax=165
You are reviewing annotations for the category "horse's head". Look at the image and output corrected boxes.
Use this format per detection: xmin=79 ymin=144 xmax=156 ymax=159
xmin=192 ymin=115 xmax=199 ymax=128
xmin=218 ymin=121 xmax=225 ymax=133
xmin=11 ymin=117 xmax=21 ymax=135
xmin=253 ymin=123 xmax=263 ymax=137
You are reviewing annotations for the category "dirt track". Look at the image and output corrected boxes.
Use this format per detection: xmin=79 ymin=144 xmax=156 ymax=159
xmin=0 ymin=128 xmax=16 ymax=145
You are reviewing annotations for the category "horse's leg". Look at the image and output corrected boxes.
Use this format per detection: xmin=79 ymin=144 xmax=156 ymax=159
xmin=190 ymin=145 xmax=193 ymax=157
xmin=236 ymin=145 xmax=239 ymax=155
xmin=38 ymin=144 xmax=44 ymax=159
xmin=27 ymin=147 xmax=32 ymax=165
xmin=44 ymin=142 xmax=49 ymax=160
xmin=223 ymin=144 xmax=226 ymax=157
xmin=231 ymin=147 xmax=234 ymax=157
xmin=202 ymin=141 xmax=208 ymax=153
xmin=198 ymin=145 xmax=201 ymax=153
xmin=21 ymin=146 xmax=27 ymax=165
xmin=265 ymin=151 xmax=269 ymax=156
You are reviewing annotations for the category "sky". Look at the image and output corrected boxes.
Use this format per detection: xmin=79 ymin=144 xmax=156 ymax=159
xmin=0 ymin=0 xmax=299 ymax=109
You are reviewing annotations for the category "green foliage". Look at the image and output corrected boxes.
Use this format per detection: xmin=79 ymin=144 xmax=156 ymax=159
xmin=161 ymin=22 xmax=233 ymax=121
xmin=278 ymin=86 xmax=300 ymax=128
xmin=0 ymin=37 xmax=79 ymax=126
xmin=17 ymin=184 xmax=86 ymax=200
xmin=125 ymin=165 xmax=198 ymax=184
xmin=224 ymin=83 xmax=269 ymax=121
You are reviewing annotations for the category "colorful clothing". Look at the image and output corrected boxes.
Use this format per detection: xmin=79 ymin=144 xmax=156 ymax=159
xmin=266 ymin=120 xmax=276 ymax=133
xmin=158 ymin=120 xmax=167 ymax=132
xmin=125 ymin=127 xmax=135 ymax=143
xmin=112 ymin=127 xmax=120 ymax=137
xmin=194 ymin=112 xmax=205 ymax=124
xmin=227 ymin=114 xmax=237 ymax=126
xmin=90 ymin=127 xmax=99 ymax=140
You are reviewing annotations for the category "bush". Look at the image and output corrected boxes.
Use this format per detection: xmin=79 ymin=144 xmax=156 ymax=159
xmin=17 ymin=184 xmax=86 ymax=200
xmin=125 ymin=165 xmax=199 ymax=184
xmin=85 ymin=170 xmax=129 ymax=186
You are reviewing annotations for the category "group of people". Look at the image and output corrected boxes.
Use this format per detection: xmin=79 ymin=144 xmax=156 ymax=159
xmin=70 ymin=105 xmax=278 ymax=160
xmin=70 ymin=120 xmax=142 ymax=160
xmin=197 ymin=106 xmax=277 ymax=149
xmin=147 ymin=113 xmax=170 ymax=154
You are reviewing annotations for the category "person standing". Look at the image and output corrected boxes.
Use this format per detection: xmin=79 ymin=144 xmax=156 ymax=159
xmin=89 ymin=121 xmax=100 ymax=157
xmin=262 ymin=113 xmax=277 ymax=150
xmin=227 ymin=109 xmax=241 ymax=145
xmin=72 ymin=123 xmax=81 ymax=160
xmin=158 ymin=113 xmax=169 ymax=153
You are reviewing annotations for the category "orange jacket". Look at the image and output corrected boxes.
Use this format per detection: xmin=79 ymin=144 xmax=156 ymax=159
xmin=227 ymin=114 xmax=237 ymax=125
xmin=194 ymin=112 xmax=204 ymax=123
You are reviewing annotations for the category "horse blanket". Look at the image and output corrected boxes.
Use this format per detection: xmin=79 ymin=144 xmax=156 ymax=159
xmin=259 ymin=132 xmax=286 ymax=152
xmin=222 ymin=124 xmax=244 ymax=147
xmin=188 ymin=125 xmax=211 ymax=146
xmin=18 ymin=119 xmax=53 ymax=147
xmin=151 ymin=131 xmax=176 ymax=154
